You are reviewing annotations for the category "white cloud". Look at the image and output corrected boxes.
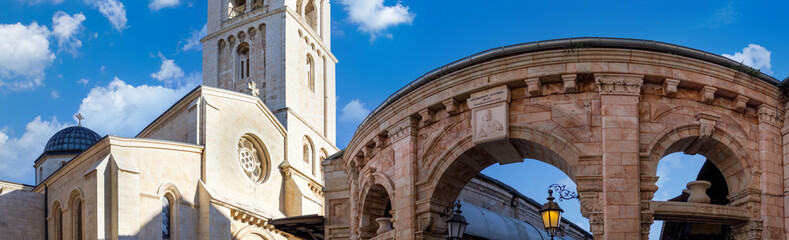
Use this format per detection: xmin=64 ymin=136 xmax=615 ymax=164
xmin=0 ymin=116 xmax=66 ymax=184
xmin=339 ymin=99 xmax=371 ymax=123
xmin=52 ymin=11 xmax=87 ymax=56
xmin=180 ymin=24 xmax=207 ymax=52
xmin=77 ymin=77 xmax=197 ymax=137
xmin=339 ymin=0 xmax=414 ymax=39
xmin=150 ymin=53 xmax=185 ymax=84
xmin=22 ymin=0 xmax=64 ymax=5
xmin=0 ymin=22 xmax=55 ymax=91
xmin=723 ymin=44 xmax=772 ymax=74
xmin=77 ymin=78 xmax=89 ymax=86
xmin=149 ymin=0 xmax=180 ymax=11
xmin=86 ymin=0 xmax=128 ymax=32
xmin=50 ymin=90 xmax=59 ymax=99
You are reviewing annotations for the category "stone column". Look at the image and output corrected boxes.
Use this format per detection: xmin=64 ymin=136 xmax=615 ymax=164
xmin=756 ymin=104 xmax=783 ymax=239
xmin=595 ymin=74 xmax=644 ymax=239
xmin=388 ymin=117 xmax=419 ymax=239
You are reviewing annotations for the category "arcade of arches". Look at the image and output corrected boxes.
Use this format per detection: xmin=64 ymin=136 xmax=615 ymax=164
xmin=323 ymin=39 xmax=789 ymax=240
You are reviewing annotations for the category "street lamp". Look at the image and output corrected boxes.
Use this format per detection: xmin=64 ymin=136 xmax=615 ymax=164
xmin=442 ymin=201 xmax=468 ymax=240
xmin=539 ymin=189 xmax=564 ymax=240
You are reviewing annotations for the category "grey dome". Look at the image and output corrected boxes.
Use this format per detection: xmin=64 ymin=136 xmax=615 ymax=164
xmin=43 ymin=126 xmax=102 ymax=154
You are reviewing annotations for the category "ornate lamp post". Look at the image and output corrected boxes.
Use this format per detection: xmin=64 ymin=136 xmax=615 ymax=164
xmin=540 ymin=184 xmax=577 ymax=239
xmin=441 ymin=201 xmax=468 ymax=240
xmin=539 ymin=189 xmax=564 ymax=239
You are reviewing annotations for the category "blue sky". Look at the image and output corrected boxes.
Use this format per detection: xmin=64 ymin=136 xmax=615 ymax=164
xmin=0 ymin=0 xmax=786 ymax=238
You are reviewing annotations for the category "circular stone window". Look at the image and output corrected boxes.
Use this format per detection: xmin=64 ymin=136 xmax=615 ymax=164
xmin=237 ymin=135 xmax=268 ymax=183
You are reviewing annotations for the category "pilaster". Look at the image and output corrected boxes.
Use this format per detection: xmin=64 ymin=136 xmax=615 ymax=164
xmin=387 ymin=117 xmax=419 ymax=239
xmin=596 ymin=73 xmax=643 ymax=239
xmin=756 ymin=104 xmax=783 ymax=239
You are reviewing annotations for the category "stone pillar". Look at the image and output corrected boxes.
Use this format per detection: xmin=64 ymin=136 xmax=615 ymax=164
xmin=387 ymin=117 xmax=418 ymax=239
xmin=595 ymin=74 xmax=643 ymax=239
xmin=756 ymin=104 xmax=783 ymax=239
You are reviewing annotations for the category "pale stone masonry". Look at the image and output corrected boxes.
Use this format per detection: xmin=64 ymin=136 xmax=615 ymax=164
xmin=326 ymin=38 xmax=789 ymax=240
xmin=0 ymin=0 xmax=337 ymax=239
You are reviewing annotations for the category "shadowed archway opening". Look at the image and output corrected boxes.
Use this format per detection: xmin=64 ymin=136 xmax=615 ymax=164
xmin=359 ymin=184 xmax=393 ymax=239
xmin=645 ymin=127 xmax=754 ymax=240
xmin=427 ymin=136 xmax=591 ymax=239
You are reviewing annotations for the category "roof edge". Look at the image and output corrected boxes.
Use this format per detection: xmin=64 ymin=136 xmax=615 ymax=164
xmin=358 ymin=37 xmax=781 ymax=130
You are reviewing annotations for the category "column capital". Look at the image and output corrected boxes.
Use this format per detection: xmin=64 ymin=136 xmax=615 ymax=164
xmin=595 ymin=74 xmax=644 ymax=95
xmin=387 ymin=117 xmax=418 ymax=142
xmin=757 ymin=104 xmax=781 ymax=128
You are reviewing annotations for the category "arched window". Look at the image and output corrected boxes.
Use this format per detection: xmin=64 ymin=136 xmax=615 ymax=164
xmin=162 ymin=196 xmax=172 ymax=239
xmin=318 ymin=149 xmax=328 ymax=178
xmin=304 ymin=0 xmax=318 ymax=33
xmin=228 ymin=0 xmax=246 ymax=19
xmin=238 ymin=44 xmax=250 ymax=80
xmin=72 ymin=198 xmax=83 ymax=240
xmin=302 ymin=136 xmax=314 ymax=175
xmin=53 ymin=203 xmax=63 ymax=240
xmin=306 ymin=55 xmax=314 ymax=91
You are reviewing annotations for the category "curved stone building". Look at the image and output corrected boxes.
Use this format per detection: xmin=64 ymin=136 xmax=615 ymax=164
xmin=323 ymin=38 xmax=788 ymax=240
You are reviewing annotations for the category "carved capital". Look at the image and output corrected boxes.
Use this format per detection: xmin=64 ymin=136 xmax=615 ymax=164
xmin=757 ymin=104 xmax=781 ymax=128
xmin=525 ymin=78 xmax=542 ymax=97
xmin=589 ymin=214 xmax=604 ymax=235
xmin=595 ymin=74 xmax=644 ymax=95
xmin=443 ymin=98 xmax=460 ymax=115
xmin=735 ymin=95 xmax=749 ymax=113
xmin=419 ymin=108 xmax=435 ymax=127
xmin=699 ymin=86 xmax=717 ymax=104
xmin=387 ymin=117 xmax=418 ymax=142
xmin=562 ymin=74 xmax=578 ymax=93
xmin=640 ymin=212 xmax=654 ymax=236
xmin=663 ymin=78 xmax=680 ymax=97
xmin=579 ymin=191 xmax=602 ymax=218
xmin=731 ymin=220 xmax=763 ymax=240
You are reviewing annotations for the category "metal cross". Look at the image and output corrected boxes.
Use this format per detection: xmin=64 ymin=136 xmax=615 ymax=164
xmin=247 ymin=81 xmax=259 ymax=97
xmin=75 ymin=113 xmax=84 ymax=126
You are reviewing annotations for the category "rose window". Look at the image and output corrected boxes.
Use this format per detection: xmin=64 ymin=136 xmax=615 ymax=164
xmin=238 ymin=137 xmax=264 ymax=182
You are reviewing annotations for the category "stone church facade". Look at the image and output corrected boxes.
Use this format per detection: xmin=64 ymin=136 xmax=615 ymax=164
xmin=0 ymin=0 xmax=336 ymax=239
xmin=324 ymin=38 xmax=789 ymax=240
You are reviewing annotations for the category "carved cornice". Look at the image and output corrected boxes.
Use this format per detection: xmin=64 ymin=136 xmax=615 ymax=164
xmin=387 ymin=117 xmax=418 ymax=142
xmin=757 ymin=104 xmax=781 ymax=128
xmin=230 ymin=208 xmax=276 ymax=231
xmin=594 ymin=74 xmax=644 ymax=95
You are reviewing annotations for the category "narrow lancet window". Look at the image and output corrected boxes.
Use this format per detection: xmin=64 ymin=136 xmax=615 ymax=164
xmin=162 ymin=197 xmax=171 ymax=239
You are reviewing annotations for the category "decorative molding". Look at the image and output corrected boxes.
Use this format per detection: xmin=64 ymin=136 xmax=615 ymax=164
xmin=562 ymin=74 xmax=577 ymax=93
xmin=695 ymin=112 xmax=720 ymax=140
xmin=419 ymin=108 xmax=435 ymax=127
xmin=699 ymin=86 xmax=717 ymax=104
xmin=387 ymin=117 xmax=418 ymax=142
xmin=524 ymin=78 xmax=542 ymax=97
xmin=663 ymin=78 xmax=679 ymax=97
xmin=589 ymin=214 xmax=604 ymax=235
xmin=579 ymin=191 xmax=602 ymax=218
xmin=230 ymin=208 xmax=276 ymax=231
xmin=594 ymin=74 xmax=644 ymax=95
xmin=443 ymin=99 xmax=460 ymax=115
xmin=757 ymin=104 xmax=781 ymax=128
xmin=735 ymin=95 xmax=749 ymax=113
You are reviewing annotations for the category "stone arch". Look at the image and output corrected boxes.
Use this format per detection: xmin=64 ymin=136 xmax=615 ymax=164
xmin=68 ymin=188 xmax=84 ymax=240
xmin=232 ymin=225 xmax=275 ymax=240
xmin=302 ymin=136 xmax=315 ymax=175
xmin=237 ymin=42 xmax=251 ymax=81
xmin=422 ymin=125 xmax=582 ymax=190
xmin=303 ymin=0 xmax=318 ymax=32
xmin=52 ymin=200 xmax=64 ymax=240
xmin=643 ymin=124 xmax=754 ymax=198
xmin=358 ymin=182 xmax=393 ymax=239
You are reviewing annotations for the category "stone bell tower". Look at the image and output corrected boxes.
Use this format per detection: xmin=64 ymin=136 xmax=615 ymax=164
xmin=202 ymin=0 xmax=336 ymax=144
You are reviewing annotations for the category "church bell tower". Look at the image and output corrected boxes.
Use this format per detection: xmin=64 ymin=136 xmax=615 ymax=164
xmin=202 ymin=0 xmax=336 ymax=145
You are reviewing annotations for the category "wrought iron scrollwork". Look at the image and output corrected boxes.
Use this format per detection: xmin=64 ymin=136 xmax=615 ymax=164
xmin=548 ymin=184 xmax=578 ymax=201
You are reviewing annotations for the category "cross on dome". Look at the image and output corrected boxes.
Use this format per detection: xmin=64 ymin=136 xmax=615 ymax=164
xmin=248 ymin=81 xmax=259 ymax=97
xmin=75 ymin=113 xmax=84 ymax=126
